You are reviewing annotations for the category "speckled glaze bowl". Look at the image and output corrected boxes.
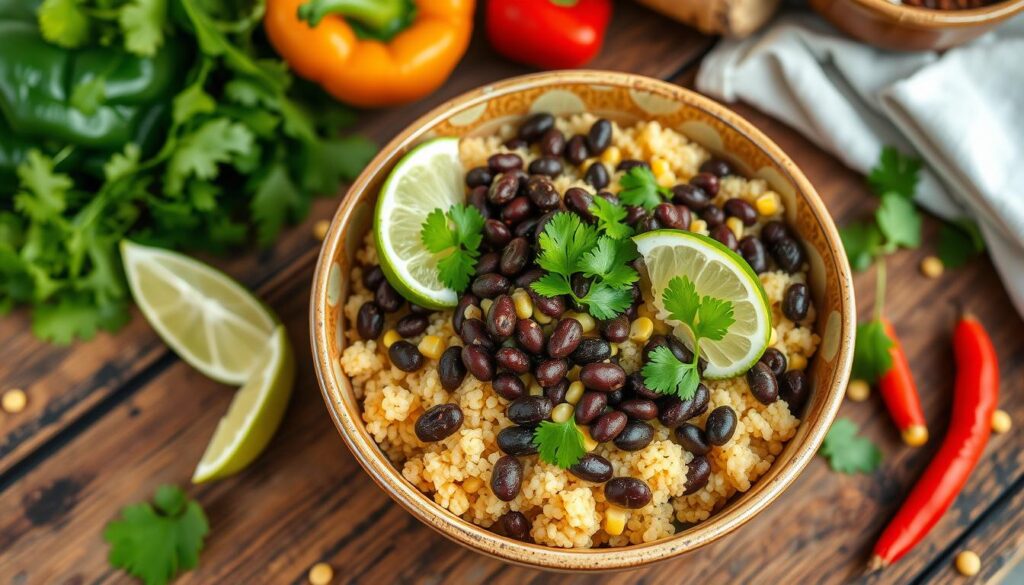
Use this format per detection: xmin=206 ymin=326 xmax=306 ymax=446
xmin=810 ymin=0 xmax=1024 ymax=51
xmin=311 ymin=71 xmax=855 ymax=571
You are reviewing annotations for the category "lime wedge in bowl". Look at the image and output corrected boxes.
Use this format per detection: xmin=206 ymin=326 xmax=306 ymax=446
xmin=633 ymin=229 xmax=771 ymax=379
xmin=375 ymin=137 xmax=464 ymax=309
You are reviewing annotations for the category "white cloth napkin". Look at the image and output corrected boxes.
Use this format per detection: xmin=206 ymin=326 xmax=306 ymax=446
xmin=696 ymin=13 xmax=1024 ymax=318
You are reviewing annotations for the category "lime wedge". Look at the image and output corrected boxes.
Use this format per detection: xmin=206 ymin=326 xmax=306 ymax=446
xmin=375 ymin=137 xmax=465 ymax=309
xmin=633 ymin=229 xmax=771 ymax=379
xmin=192 ymin=325 xmax=295 ymax=483
xmin=121 ymin=240 xmax=277 ymax=385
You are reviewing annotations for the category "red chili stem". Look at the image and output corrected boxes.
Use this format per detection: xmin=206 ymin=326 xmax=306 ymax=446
xmin=878 ymin=318 xmax=927 ymax=444
xmin=871 ymin=314 xmax=999 ymax=568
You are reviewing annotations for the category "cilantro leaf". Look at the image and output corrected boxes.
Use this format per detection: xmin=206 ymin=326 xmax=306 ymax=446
xmin=589 ymin=197 xmax=633 ymax=240
xmin=301 ymin=136 xmax=378 ymax=194
xmin=852 ymin=320 xmax=894 ymax=383
xmin=250 ymin=164 xmax=303 ymax=246
xmin=420 ymin=204 xmax=485 ymax=292
xmin=663 ymin=275 xmax=700 ymax=326
xmin=641 ymin=346 xmax=700 ymax=400
xmin=581 ymin=282 xmax=634 ymax=320
xmin=531 ymin=273 xmax=572 ymax=298
xmin=120 ymin=0 xmax=169 ymax=57
xmin=104 ymin=145 xmax=143 ymax=183
xmin=32 ymin=296 xmax=131 ymax=345
xmin=618 ymin=166 xmax=670 ymax=210
xmin=420 ymin=209 xmax=457 ymax=253
xmin=876 ymin=193 xmax=921 ymax=250
xmin=535 ymin=212 xmax=599 ymax=276
xmin=938 ymin=219 xmax=985 ymax=269
xmin=165 ymin=119 xmax=255 ymax=195
xmin=104 ymin=485 xmax=209 ymax=585
xmin=660 ymin=275 xmax=734 ymax=342
xmin=533 ymin=418 xmax=586 ymax=468
xmin=839 ymin=221 xmax=884 ymax=272
xmin=694 ymin=296 xmax=735 ymax=341
xmin=14 ymin=150 xmax=72 ymax=218
xmin=172 ymin=82 xmax=217 ymax=125
xmin=38 ymin=0 xmax=92 ymax=49
xmin=868 ymin=147 xmax=920 ymax=199
xmin=819 ymin=418 xmax=882 ymax=474
xmin=71 ymin=77 xmax=106 ymax=116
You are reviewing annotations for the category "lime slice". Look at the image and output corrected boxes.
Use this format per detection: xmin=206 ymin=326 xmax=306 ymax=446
xmin=633 ymin=229 xmax=771 ymax=379
xmin=121 ymin=240 xmax=277 ymax=385
xmin=375 ymin=137 xmax=464 ymax=309
xmin=192 ymin=325 xmax=295 ymax=483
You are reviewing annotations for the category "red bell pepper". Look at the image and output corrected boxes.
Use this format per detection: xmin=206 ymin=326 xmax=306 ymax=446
xmin=486 ymin=0 xmax=611 ymax=69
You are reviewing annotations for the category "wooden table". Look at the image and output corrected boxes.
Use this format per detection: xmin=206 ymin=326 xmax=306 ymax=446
xmin=2 ymin=5 xmax=1021 ymax=584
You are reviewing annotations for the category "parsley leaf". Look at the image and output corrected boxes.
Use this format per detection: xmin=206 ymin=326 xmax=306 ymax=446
xmin=533 ymin=418 xmax=586 ymax=469
xmin=589 ymin=196 xmax=633 ymax=240
xmin=641 ymin=346 xmax=700 ymax=400
xmin=38 ymin=0 xmax=92 ymax=49
xmin=852 ymin=320 xmax=894 ymax=383
xmin=819 ymin=418 xmax=882 ymax=474
xmin=618 ymin=166 xmax=670 ymax=210
xmin=120 ymin=0 xmax=169 ymax=57
xmin=839 ymin=221 xmax=884 ymax=272
xmin=868 ymin=147 xmax=920 ymax=199
xmin=104 ymin=485 xmax=209 ymax=585
xmin=420 ymin=204 xmax=485 ymax=291
xmin=938 ymin=219 xmax=985 ymax=269
xmin=876 ymin=193 xmax=921 ymax=250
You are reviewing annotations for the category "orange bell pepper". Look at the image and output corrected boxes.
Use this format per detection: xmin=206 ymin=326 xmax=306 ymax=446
xmin=264 ymin=0 xmax=474 ymax=107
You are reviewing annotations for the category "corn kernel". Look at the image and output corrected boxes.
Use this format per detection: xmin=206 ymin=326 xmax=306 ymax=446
xmin=308 ymin=563 xmax=334 ymax=585
xmin=581 ymin=427 xmax=599 ymax=451
xmin=463 ymin=476 xmax=483 ymax=494
xmin=464 ymin=304 xmax=482 ymax=321
xmin=788 ymin=353 xmax=807 ymax=371
xmin=847 ymin=379 xmax=870 ymax=402
xmin=600 ymin=146 xmax=621 ymax=167
xmin=629 ymin=317 xmax=654 ymax=343
xmin=657 ymin=171 xmax=676 ymax=189
xmin=992 ymin=409 xmax=1012 ymax=434
xmin=2 ymin=388 xmax=27 ymax=413
xmin=418 ymin=335 xmax=445 ymax=360
xmin=312 ymin=219 xmax=330 ymax=242
xmin=574 ymin=313 xmax=596 ymax=334
xmin=580 ymin=159 xmax=596 ymax=173
xmin=566 ymin=381 xmax=585 ymax=404
xmin=520 ymin=372 xmax=535 ymax=386
xmin=652 ymin=319 xmax=671 ymax=335
xmin=920 ymin=256 xmax=944 ymax=279
xmin=529 ymin=382 xmax=544 ymax=396
xmin=512 ymin=289 xmax=533 ymax=319
xmin=533 ymin=306 xmax=553 ymax=324
xmin=382 ymin=330 xmax=401 ymax=348
xmin=552 ymin=403 xmax=574 ymax=423
xmin=651 ymin=157 xmax=670 ymax=178
xmin=481 ymin=298 xmax=493 ymax=314
xmin=726 ymin=217 xmax=744 ymax=240
xmin=567 ymin=365 xmax=581 ymax=382
xmin=609 ymin=343 xmax=619 ymax=357
xmin=955 ymin=551 xmax=981 ymax=577
xmin=902 ymin=425 xmax=929 ymax=447
xmin=689 ymin=219 xmax=708 ymax=235
xmin=604 ymin=506 xmax=629 ymax=536
xmin=755 ymin=193 xmax=780 ymax=217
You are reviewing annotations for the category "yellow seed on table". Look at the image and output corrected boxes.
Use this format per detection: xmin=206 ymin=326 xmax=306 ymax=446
xmin=847 ymin=379 xmax=870 ymax=402
xmin=788 ymin=353 xmax=807 ymax=372
xmin=418 ymin=335 xmax=445 ymax=360
xmin=755 ymin=193 xmax=780 ymax=217
xmin=629 ymin=317 xmax=654 ymax=343
xmin=902 ymin=425 xmax=929 ymax=447
xmin=481 ymin=298 xmax=493 ymax=314
xmin=920 ymin=256 xmax=944 ymax=279
xmin=552 ymin=403 xmax=574 ymax=423
xmin=2 ymin=388 xmax=27 ymax=413
xmin=689 ymin=219 xmax=708 ymax=235
xmin=512 ymin=289 xmax=533 ymax=319
xmin=955 ymin=551 xmax=981 ymax=577
xmin=567 ymin=365 xmax=581 ymax=382
xmin=312 ymin=219 xmax=330 ymax=242
xmin=604 ymin=506 xmax=629 ymax=536
xmin=726 ymin=217 xmax=744 ymax=240
xmin=463 ymin=476 xmax=483 ymax=494
xmin=382 ymin=330 xmax=401 ymax=349
xmin=600 ymin=146 xmax=621 ymax=168
xmin=308 ymin=562 xmax=334 ymax=585
xmin=566 ymin=381 xmax=585 ymax=404
xmin=581 ymin=427 xmax=599 ymax=452
xmin=991 ymin=409 xmax=1012 ymax=434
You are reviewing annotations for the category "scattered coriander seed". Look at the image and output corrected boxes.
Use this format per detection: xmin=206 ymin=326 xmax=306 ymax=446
xmin=991 ymin=409 xmax=1012 ymax=434
xmin=847 ymin=380 xmax=870 ymax=402
xmin=2 ymin=388 xmax=27 ymax=413
xmin=312 ymin=219 xmax=330 ymax=242
xmin=920 ymin=256 xmax=944 ymax=279
xmin=309 ymin=562 xmax=334 ymax=585
xmin=955 ymin=550 xmax=981 ymax=577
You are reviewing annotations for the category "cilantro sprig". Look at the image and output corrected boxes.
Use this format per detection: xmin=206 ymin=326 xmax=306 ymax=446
xmin=530 ymin=212 xmax=639 ymax=320
xmin=641 ymin=275 xmax=735 ymax=400
xmin=420 ymin=204 xmax=485 ymax=292
xmin=618 ymin=166 xmax=672 ymax=210
xmin=819 ymin=418 xmax=882 ymax=474
xmin=533 ymin=418 xmax=586 ymax=469
xmin=588 ymin=196 xmax=634 ymax=240
xmin=104 ymin=485 xmax=209 ymax=585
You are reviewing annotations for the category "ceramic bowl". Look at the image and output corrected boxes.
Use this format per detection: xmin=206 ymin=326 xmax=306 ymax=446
xmin=310 ymin=71 xmax=855 ymax=571
xmin=809 ymin=0 xmax=1024 ymax=51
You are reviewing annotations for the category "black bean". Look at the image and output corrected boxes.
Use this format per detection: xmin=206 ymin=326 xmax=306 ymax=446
xmin=760 ymin=348 xmax=788 ymax=378
xmin=389 ymin=341 xmax=424 ymax=372
xmin=514 ymin=217 xmax=539 ymax=238
xmin=518 ymin=113 xmax=554 ymax=142
xmin=684 ymin=455 xmax=711 ymax=495
xmin=356 ymin=302 xmax=384 ymax=340
xmin=575 ymin=391 xmax=607 ymax=425
xmin=761 ymin=221 xmax=788 ymax=245
xmin=462 ymin=345 xmax=495 ymax=381
xmin=515 ymin=268 xmax=544 ymax=288
xmin=780 ymin=370 xmax=809 ymax=413
xmin=580 ymin=363 xmax=626 ymax=392
xmin=525 ymin=176 xmax=560 ymax=211
xmin=590 ymin=411 xmax=628 ymax=442
xmin=475 ymin=252 xmax=500 ymax=275
xmin=635 ymin=214 xmax=661 ymax=234
xmin=515 ymin=318 xmax=546 ymax=355
xmin=488 ymin=153 xmax=523 ymax=173
xmin=783 ymin=283 xmax=810 ymax=322
xmin=654 ymin=203 xmax=690 ymax=230
xmin=585 ymin=162 xmax=610 ymax=189
xmin=497 ymin=425 xmax=538 ymax=455
xmin=501 ymin=196 xmax=533 ymax=225
xmin=531 ymin=291 xmax=566 ymax=318
xmin=531 ymin=211 xmax=557 ymax=244
xmin=624 ymin=205 xmax=647 ymax=225
xmin=690 ymin=172 xmax=719 ymax=197
xmin=666 ymin=335 xmax=694 ymax=363
xmin=507 ymin=396 xmax=553 ymax=426
xmin=439 ymin=346 xmax=467 ymax=390
xmin=487 ymin=294 xmax=516 ymax=340
xmin=569 ymin=454 xmax=614 ymax=483
xmin=539 ymin=128 xmax=566 ymax=157
xmin=503 ymin=138 xmax=528 ymax=150
xmin=705 ymin=406 xmax=737 ymax=446
xmin=747 ymin=361 xmax=779 ymax=404
xmin=618 ymin=399 xmax=658 ymax=421
xmin=565 ymin=134 xmax=589 ymax=165
xmin=545 ymin=380 xmax=568 ymax=404
xmin=466 ymin=166 xmax=494 ymax=188
xmin=488 ymin=172 xmax=519 ymax=206
xmin=614 ymin=421 xmax=654 ymax=451
xmin=492 ymin=373 xmax=526 ymax=401
xmin=626 ymin=372 xmax=661 ymax=401
xmin=570 ymin=274 xmax=592 ymax=302
xmin=396 ymin=314 xmax=429 ymax=338
xmin=499 ymin=511 xmax=530 ymax=541
xmin=409 ymin=304 xmax=432 ymax=315
xmin=642 ymin=335 xmax=670 ymax=361
xmin=460 ymin=318 xmax=494 ymax=350
xmin=471 ymin=273 xmax=510 ymax=298
xmin=671 ymin=184 xmax=711 ymax=210
xmin=570 ymin=338 xmax=611 ymax=364
xmin=711 ymin=224 xmax=738 ymax=251
xmin=699 ymin=158 xmax=732 ymax=178
xmin=375 ymin=280 xmax=403 ymax=312
xmin=598 ymin=191 xmax=619 ymax=205
xmin=548 ymin=318 xmax=583 ymax=359
xmin=535 ymin=358 xmax=568 ymax=388
xmin=495 ymin=347 xmax=530 ymax=374
xmin=483 ymin=219 xmax=512 ymax=248
xmin=675 ymin=423 xmax=710 ymax=456
xmin=604 ymin=477 xmax=652 ymax=509
xmin=771 ymin=237 xmax=805 ymax=273
xmin=491 ymin=455 xmax=523 ymax=501
xmin=700 ymin=205 xmax=725 ymax=228
xmin=606 ymin=388 xmax=624 ymax=406
xmin=564 ymin=187 xmax=596 ymax=222
xmin=739 ymin=236 xmax=768 ymax=274
xmin=363 ymin=265 xmax=385 ymax=291
xmin=724 ymin=198 xmax=758 ymax=226
xmin=616 ymin=159 xmax=649 ymax=172
xmin=415 ymin=403 xmax=463 ymax=442
xmin=468 ymin=185 xmax=492 ymax=219
xmin=658 ymin=384 xmax=710 ymax=427
xmin=600 ymin=315 xmax=630 ymax=343
xmin=452 ymin=294 xmax=479 ymax=334
xmin=587 ymin=119 xmax=612 ymax=154
xmin=528 ymin=156 xmax=562 ymax=178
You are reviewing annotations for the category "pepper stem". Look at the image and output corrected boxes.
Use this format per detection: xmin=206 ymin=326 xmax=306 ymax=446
xmin=297 ymin=0 xmax=407 ymax=34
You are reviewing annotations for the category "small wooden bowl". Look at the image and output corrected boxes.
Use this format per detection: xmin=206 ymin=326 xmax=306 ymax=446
xmin=311 ymin=71 xmax=855 ymax=571
xmin=809 ymin=0 xmax=1024 ymax=51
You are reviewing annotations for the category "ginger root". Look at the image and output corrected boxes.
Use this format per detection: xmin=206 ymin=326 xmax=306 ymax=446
xmin=634 ymin=0 xmax=781 ymax=37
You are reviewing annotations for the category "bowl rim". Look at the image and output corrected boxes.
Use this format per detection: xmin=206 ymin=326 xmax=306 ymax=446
xmin=310 ymin=70 xmax=855 ymax=571
xmin=844 ymin=0 xmax=1024 ymax=26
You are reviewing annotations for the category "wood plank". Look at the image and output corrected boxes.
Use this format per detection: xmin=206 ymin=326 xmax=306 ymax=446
xmin=0 ymin=3 xmax=713 ymax=478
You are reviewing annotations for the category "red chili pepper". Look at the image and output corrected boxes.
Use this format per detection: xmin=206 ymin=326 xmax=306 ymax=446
xmin=879 ymin=318 xmax=928 ymax=447
xmin=871 ymin=314 xmax=999 ymax=569
xmin=485 ymin=0 xmax=611 ymax=70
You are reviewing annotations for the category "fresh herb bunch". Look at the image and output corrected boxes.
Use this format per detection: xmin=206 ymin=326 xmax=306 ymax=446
xmin=618 ymin=166 xmax=671 ymax=210
xmin=533 ymin=417 xmax=586 ymax=468
xmin=420 ymin=204 xmax=485 ymax=291
xmin=0 ymin=0 xmax=376 ymax=344
xmin=819 ymin=418 xmax=882 ymax=474
xmin=530 ymin=212 xmax=639 ymax=320
xmin=641 ymin=275 xmax=735 ymax=399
